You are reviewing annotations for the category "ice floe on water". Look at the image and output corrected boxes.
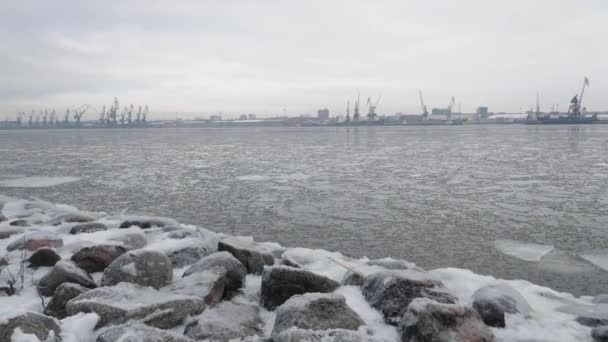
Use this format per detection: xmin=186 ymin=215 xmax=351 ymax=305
xmin=494 ymin=238 xmax=554 ymax=262
xmin=236 ymin=174 xmax=271 ymax=181
xmin=0 ymin=176 xmax=80 ymax=188
xmin=579 ymin=252 xmax=608 ymax=272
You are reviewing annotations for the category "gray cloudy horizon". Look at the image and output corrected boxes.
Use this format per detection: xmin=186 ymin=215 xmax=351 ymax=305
xmin=1 ymin=0 xmax=607 ymax=119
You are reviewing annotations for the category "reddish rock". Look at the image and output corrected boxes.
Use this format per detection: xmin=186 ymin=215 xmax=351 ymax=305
xmin=71 ymin=245 xmax=130 ymax=273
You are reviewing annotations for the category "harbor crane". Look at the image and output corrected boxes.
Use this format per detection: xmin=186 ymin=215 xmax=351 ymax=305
xmin=49 ymin=110 xmax=57 ymax=126
xmin=120 ymin=106 xmax=127 ymax=125
xmin=367 ymin=95 xmax=382 ymax=120
xmin=99 ymin=105 xmax=106 ymax=125
xmin=142 ymin=106 xmax=149 ymax=123
xmin=447 ymin=96 xmax=456 ymax=121
xmin=353 ymin=93 xmax=361 ymax=121
xmin=135 ymin=105 xmax=142 ymax=124
xmin=72 ymin=104 xmax=92 ymax=125
xmin=64 ymin=109 xmax=71 ymax=125
xmin=345 ymin=101 xmax=350 ymax=122
xmin=419 ymin=90 xmax=429 ymax=120
xmin=127 ymin=104 xmax=134 ymax=125
xmin=42 ymin=110 xmax=48 ymax=126
xmin=107 ymin=98 xmax=119 ymax=125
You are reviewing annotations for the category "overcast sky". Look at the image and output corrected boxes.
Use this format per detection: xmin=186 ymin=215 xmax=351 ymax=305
xmin=1 ymin=0 xmax=607 ymax=119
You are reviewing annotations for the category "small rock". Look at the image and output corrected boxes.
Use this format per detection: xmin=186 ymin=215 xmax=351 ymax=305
xmin=399 ymin=298 xmax=494 ymax=342
xmin=219 ymin=237 xmax=274 ymax=274
xmin=184 ymin=301 xmax=264 ymax=340
xmin=361 ymin=271 xmax=457 ymax=325
xmin=9 ymin=219 xmax=28 ymax=227
xmin=261 ymin=266 xmax=340 ymax=310
xmin=168 ymin=246 xmax=209 ymax=268
xmin=70 ymin=222 xmax=107 ymax=234
xmin=71 ymin=244 xmax=129 ymax=273
xmin=109 ymin=231 xmax=147 ymax=249
xmin=45 ymin=282 xmax=89 ymax=319
xmin=29 ymin=247 xmax=61 ymax=267
xmin=472 ymin=283 xmax=532 ymax=328
xmin=0 ymin=226 xmax=24 ymax=239
xmin=0 ymin=312 xmax=61 ymax=342
xmin=0 ymin=213 xmax=6 ymax=222
xmin=38 ymin=260 xmax=97 ymax=296
xmin=594 ymin=295 xmax=608 ymax=304
xmin=7 ymin=233 xmax=63 ymax=252
xmin=167 ymin=269 xmax=226 ymax=305
xmin=119 ymin=216 xmax=179 ymax=229
xmin=101 ymin=250 xmax=172 ymax=289
xmin=66 ymin=282 xmax=206 ymax=329
xmin=97 ymin=323 xmax=194 ymax=342
xmin=272 ymin=293 xmax=364 ymax=335
xmin=342 ymin=270 xmax=366 ymax=286
xmin=592 ymin=326 xmax=608 ymax=342
xmin=183 ymin=251 xmax=246 ymax=299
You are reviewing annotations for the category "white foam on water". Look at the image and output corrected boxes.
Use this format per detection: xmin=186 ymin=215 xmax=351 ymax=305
xmin=579 ymin=253 xmax=608 ymax=272
xmin=0 ymin=176 xmax=80 ymax=188
xmin=494 ymin=239 xmax=554 ymax=262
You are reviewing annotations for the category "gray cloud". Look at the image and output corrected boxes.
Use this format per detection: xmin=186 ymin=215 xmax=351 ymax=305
xmin=1 ymin=0 xmax=607 ymax=118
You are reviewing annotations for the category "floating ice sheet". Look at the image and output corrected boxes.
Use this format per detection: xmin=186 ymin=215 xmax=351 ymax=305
xmin=494 ymin=239 xmax=554 ymax=262
xmin=579 ymin=253 xmax=608 ymax=272
xmin=0 ymin=176 xmax=80 ymax=188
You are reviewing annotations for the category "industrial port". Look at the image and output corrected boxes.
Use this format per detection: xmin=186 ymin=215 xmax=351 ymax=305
xmin=2 ymin=78 xmax=607 ymax=129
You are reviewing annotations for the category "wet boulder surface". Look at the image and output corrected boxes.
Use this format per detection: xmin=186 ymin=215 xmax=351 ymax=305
xmin=101 ymin=249 xmax=172 ymax=289
xmin=29 ymin=247 xmax=61 ymax=267
xmin=218 ymin=236 xmax=274 ymax=274
xmin=45 ymin=282 xmax=90 ymax=319
xmin=272 ymin=293 xmax=364 ymax=336
xmin=97 ymin=323 xmax=194 ymax=342
xmin=361 ymin=270 xmax=457 ymax=325
xmin=70 ymin=222 xmax=107 ymax=234
xmin=71 ymin=244 xmax=130 ymax=273
xmin=261 ymin=266 xmax=340 ymax=310
xmin=472 ymin=283 xmax=532 ymax=328
xmin=399 ymin=298 xmax=494 ymax=342
xmin=184 ymin=301 xmax=264 ymax=340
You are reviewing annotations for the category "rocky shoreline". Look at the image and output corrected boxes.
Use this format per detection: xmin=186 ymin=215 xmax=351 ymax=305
xmin=0 ymin=196 xmax=605 ymax=341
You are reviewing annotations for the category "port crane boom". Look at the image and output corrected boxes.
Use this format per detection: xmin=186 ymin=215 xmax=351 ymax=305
xmin=419 ymin=90 xmax=428 ymax=120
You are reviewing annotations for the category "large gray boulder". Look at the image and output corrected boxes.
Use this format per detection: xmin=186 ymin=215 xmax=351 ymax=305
xmin=0 ymin=226 xmax=24 ymax=239
xmin=45 ymin=282 xmax=89 ymax=319
xmin=261 ymin=266 xmax=340 ymax=310
xmin=38 ymin=260 xmax=97 ymax=296
xmin=71 ymin=244 xmax=129 ymax=273
xmin=101 ymin=250 xmax=172 ymax=289
xmin=361 ymin=271 xmax=456 ymax=325
xmin=70 ymin=222 xmax=107 ymax=234
xmin=184 ymin=301 xmax=264 ymax=340
xmin=168 ymin=246 xmax=209 ymax=268
xmin=399 ymin=298 xmax=494 ymax=342
xmin=592 ymin=326 xmax=608 ymax=342
xmin=66 ymin=282 xmax=206 ymax=329
xmin=219 ymin=237 xmax=274 ymax=274
xmin=272 ymin=293 xmax=364 ymax=335
xmin=166 ymin=269 xmax=226 ymax=305
xmin=271 ymin=328 xmax=364 ymax=342
xmin=0 ymin=312 xmax=61 ymax=341
xmin=472 ymin=283 xmax=532 ymax=328
xmin=29 ymin=247 xmax=61 ymax=267
xmin=183 ymin=251 xmax=246 ymax=299
xmin=97 ymin=323 xmax=194 ymax=342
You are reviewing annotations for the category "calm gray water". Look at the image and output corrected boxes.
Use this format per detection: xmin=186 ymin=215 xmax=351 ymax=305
xmin=1 ymin=125 xmax=608 ymax=295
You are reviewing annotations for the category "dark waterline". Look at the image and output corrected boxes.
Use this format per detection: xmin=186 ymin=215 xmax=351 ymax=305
xmin=1 ymin=125 xmax=608 ymax=295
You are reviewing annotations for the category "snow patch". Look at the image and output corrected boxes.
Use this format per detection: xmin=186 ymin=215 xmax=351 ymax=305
xmin=0 ymin=176 xmax=80 ymax=188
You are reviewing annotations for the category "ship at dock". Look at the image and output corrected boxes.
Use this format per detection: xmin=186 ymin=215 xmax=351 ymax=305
xmin=527 ymin=77 xmax=599 ymax=125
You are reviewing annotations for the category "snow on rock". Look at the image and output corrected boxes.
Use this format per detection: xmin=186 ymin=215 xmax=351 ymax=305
xmin=260 ymin=266 xmax=340 ymax=310
xmin=97 ymin=323 xmax=192 ymax=342
xmin=183 ymin=251 xmax=246 ymax=299
xmin=0 ymin=312 xmax=61 ymax=342
xmin=494 ymin=238 xmax=554 ymax=262
xmin=6 ymin=233 xmax=63 ymax=252
xmin=399 ymin=298 xmax=494 ymax=342
xmin=165 ymin=269 xmax=226 ymax=305
xmin=0 ymin=226 xmax=24 ymax=240
xmin=101 ymin=250 xmax=172 ymax=289
xmin=361 ymin=270 xmax=457 ymax=326
xmin=472 ymin=283 xmax=532 ymax=328
xmin=37 ymin=260 xmax=97 ymax=296
xmin=271 ymin=327 xmax=367 ymax=342
xmin=184 ymin=301 xmax=264 ymax=340
xmin=65 ymin=282 xmax=206 ymax=329
xmin=69 ymin=223 xmax=107 ymax=235
xmin=272 ymin=293 xmax=364 ymax=336
xmin=218 ymin=236 xmax=274 ymax=274
xmin=59 ymin=313 xmax=99 ymax=342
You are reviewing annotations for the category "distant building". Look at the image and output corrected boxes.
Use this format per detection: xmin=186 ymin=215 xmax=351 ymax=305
xmin=476 ymin=106 xmax=489 ymax=119
xmin=239 ymin=114 xmax=248 ymax=120
xmin=431 ymin=108 xmax=450 ymax=115
xmin=317 ymin=108 xmax=330 ymax=121
xmin=209 ymin=114 xmax=222 ymax=121
xmin=248 ymin=113 xmax=257 ymax=120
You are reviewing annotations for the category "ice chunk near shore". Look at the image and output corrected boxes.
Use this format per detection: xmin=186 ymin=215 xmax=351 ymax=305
xmin=580 ymin=252 xmax=608 ymax=272
xmin=0 ymin=176 xmax=80 ymax=188
xmin=494 ymin=239 xmax=554 ymax=262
